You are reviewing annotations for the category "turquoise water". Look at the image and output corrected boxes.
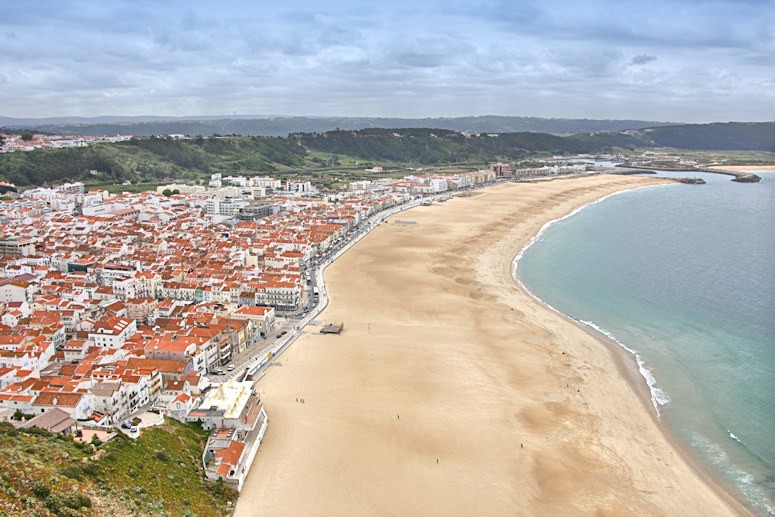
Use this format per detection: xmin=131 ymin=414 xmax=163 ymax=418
xmin=515 ymin=171 xmax=775 ymax=515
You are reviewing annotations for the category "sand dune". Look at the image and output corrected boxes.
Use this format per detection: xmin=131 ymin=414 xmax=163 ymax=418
xmin=235 ymin=174 xmax=745 ymax=516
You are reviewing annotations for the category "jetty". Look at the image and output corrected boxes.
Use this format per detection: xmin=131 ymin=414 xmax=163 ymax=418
xmin=614 ymin=164 xmax=761 ymax=182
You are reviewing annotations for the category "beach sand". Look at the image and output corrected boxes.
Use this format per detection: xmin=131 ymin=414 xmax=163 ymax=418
xmin=235 ymin=174 xmax=745 ymax=516
xmin=709 ymin=165 xmax=775 ymax=172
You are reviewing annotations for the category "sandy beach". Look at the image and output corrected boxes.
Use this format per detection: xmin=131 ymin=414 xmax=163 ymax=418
xmin=235 ymin=174 xmax=745 ymax=516
xmin=709 ymin=165 xmax=775 ymax=172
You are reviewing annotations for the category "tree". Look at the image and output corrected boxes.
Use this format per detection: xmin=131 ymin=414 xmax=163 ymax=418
xmin=172 ymin=188 xmax=180 ymax=195
xmin=20 ymin=131 xmax=34 ymax=141
xmin=162 ymin=188 xmax=172 ymax=196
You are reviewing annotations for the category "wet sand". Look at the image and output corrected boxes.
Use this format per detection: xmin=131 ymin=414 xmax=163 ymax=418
xmin=235 ymin=174 xmax=745 ymax=516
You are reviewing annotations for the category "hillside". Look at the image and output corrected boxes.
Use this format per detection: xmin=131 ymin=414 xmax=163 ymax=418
xmin=634 ymin=122 xmax=775 ymax=151
xmin=0 ymin=129 xmax=619 ymax=187
xmin=0 ymin=419 xmax=236 ymax=516
xmin=2 ymin=122 xmax=774 ymax=188
xmin=0 ymin=136 xmax=307 ymax=187
xmin=294 ymin=128 xmax=601 ymax=163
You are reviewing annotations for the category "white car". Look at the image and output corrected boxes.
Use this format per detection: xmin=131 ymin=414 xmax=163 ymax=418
xmin=227 ymin=364 xmax=235 ymax=371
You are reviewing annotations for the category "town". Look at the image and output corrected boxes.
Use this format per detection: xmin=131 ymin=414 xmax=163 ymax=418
xmin=0 ymin=132 xmax=134 ymax=153
xmin=0 ymin=161 xmax=588 ymax=490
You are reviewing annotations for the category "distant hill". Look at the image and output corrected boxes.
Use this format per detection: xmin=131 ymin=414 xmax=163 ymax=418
xmin=628 ymin=122 xmax=775 ymax=151
xmin=294 ymin=128 xmax=598 ymax=163
xmin=0 ymin=115 xmax=677 ymax=137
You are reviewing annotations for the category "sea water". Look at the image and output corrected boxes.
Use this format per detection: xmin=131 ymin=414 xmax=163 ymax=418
xmin=515 ymin=170 xmax=775 ymax=515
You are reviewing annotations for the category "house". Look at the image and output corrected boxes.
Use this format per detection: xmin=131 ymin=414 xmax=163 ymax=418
xmin=231 ymin=306 xmax=275 ymax=337
xmin=88 ymin=317 xmax=137 ymax=349
xmin=167 ymin=392 xmax=195 ymax=422
xmin=20 ymin=407 xmax=76 ymax=435
xmin=0 ymin=274 xmax=37 ymax=303
xmin=31 ymin=391 xmax=94 ymax=421
xmin=89 ymin=381 xmax=128 ymax=424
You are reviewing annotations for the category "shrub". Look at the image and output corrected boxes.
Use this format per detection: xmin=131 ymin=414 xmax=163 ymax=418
xmin=43 ymin=491 xmax=92 ymax=514
xmin=59 ymin=465 xmax=84 ymax=481
xmin=31 ymin=482 xmax=51 ymax=499
xmin=81 ymin=462 xmax=99 ymax=477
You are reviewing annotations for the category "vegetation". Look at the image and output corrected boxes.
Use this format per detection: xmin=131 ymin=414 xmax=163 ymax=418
xmin=1 ymin=123 xmax=773 ymax=188
xmin=634 ymin=122 xmax=775 ymax=152
xmin=0 ymin=135 xmax=307 ymax=187
xmin=0 ymin=419 xmax=236 ymax=516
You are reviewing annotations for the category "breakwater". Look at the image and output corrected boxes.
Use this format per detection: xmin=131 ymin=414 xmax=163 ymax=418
xmin=614 ymin=164 xmax=761 ymax=182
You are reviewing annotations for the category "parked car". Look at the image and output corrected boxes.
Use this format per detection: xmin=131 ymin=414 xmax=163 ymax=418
xmin=227 ymin=364 xmax=235 ymax=371
xmin=216 ymin=369 xmax=225 ymax=375
xmin=130 ymin=426 xmax=138 ymax=433
xmin=280 ymin=330 xmax=287 ymax=336
xmin=121 ymin=422 xmax=131 ymax=429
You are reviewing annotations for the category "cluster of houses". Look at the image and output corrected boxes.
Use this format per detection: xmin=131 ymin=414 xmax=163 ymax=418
xmin=0 ymin=132 xmax=134 ymax=153
xmin=0 ymin=167 xmax=505 ymax=489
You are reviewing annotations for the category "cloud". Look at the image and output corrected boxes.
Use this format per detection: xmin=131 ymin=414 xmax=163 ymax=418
xmin=0 ymin=0 xmax=773 ymax=122
xmin=630 ymin=54 xmax=657 ymax=66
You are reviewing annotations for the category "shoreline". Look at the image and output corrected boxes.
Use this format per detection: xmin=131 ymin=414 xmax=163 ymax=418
xmin=235 ymin=174 xmax=747 ymax=516
xmin=507 ymin=184 xmax=754 ymax=515
xmin=708 ymin=165 xmax=775 ymax=173
xmin=510 ymin=183 xmax=674 ymax=412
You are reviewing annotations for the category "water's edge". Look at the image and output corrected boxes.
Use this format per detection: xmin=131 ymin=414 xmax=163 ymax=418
xmin=509 ymin=183 xmax=755 ymax=516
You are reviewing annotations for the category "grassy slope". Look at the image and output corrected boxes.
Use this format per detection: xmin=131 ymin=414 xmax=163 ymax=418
xmin=0 ymin=420 xmax=236 ymax=516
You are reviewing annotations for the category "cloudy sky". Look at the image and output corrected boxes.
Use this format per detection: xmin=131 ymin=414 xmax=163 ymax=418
xmin=2 ymin=0 xmax=773 ymax=122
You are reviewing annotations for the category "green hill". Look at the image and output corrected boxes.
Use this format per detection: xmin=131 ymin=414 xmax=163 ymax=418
xmin=0 ymin=135 xmax=307 ymax=187
xmin=1 ymin=122 xmax=773 ymax=187
xmin=634 ymin=122 xmax=775 ymax=151
xmin=294 ymin=128 xmax=605 ymax=163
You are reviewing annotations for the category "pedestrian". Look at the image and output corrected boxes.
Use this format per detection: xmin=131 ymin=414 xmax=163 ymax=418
xmin=520 ymin=443 xmax=523 ymax=449
xmin=397 ymin=414 xmax=399 ymax=420
xmin=436 ymin=458 xmax=438 ymax=464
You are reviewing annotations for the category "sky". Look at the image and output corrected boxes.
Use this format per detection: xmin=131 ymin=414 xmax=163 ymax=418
xmin=1 ymin=0 xmax=773 ymax=123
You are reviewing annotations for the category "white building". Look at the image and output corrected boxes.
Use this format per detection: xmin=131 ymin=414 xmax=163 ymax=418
xmin=286 ymin=180 xmax=313 ymax=194
xmin=88 ymin=317 xmax=137 ymax=349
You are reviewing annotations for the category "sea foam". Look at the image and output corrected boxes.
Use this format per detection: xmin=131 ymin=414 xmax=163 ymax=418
xmin=511 ymin=184 xmax=671 ymax=415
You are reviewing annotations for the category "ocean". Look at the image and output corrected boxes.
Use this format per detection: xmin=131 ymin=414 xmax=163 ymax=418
xmin=515 ymin=170 xmax=775 ymax=515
